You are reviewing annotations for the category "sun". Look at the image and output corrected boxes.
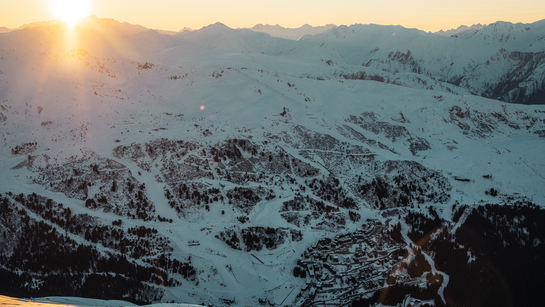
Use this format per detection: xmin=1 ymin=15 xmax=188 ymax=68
xmin=51 ymin=0 xmax=90 ymax=28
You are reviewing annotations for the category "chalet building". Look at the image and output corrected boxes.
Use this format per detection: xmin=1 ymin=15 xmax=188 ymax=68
xmin=308 ymin=266 xmax=315 ymax=278
xmin=309 ymin=287 xmax=317 ymax=299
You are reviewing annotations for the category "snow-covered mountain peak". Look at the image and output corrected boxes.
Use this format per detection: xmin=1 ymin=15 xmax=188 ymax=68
xmin=16 ymin=19 xmax=64 ymax=30
xmin=434 ymin=23 xmax=485 ymax=37
xmin=249 ymin=23 xmax=337 ymax=40
xmin=453 ymin=19 xmax=545 ymax=52
xmin=200 ymin=22 xmax=230 ymax=30
xmin=76 ymin=15 xmax=150 ymax=36
xmin=178 ymin=27 xmax=194 ymax=33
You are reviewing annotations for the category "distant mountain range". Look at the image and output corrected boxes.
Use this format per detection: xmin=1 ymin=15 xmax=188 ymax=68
xmin=249 ymin=23 xmax=337 ymax=40
xmin=4 ymin=16 xmax=543 ymax=104
xmin=433 ymin=24 xmax=486 ymax=36
xmin=0 ymin=16 xmax=507 ymax=39
xmin=250 ymin=23 xmax=488 ymax=40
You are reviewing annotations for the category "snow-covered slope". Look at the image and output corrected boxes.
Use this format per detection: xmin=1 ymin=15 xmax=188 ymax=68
xmin=453 ymin=20 xmax=545 ymax=52
xmin=1 ymin=18 xmax=545 ymax=307
xmin=286 ymin=21 xmax=545 ymax=104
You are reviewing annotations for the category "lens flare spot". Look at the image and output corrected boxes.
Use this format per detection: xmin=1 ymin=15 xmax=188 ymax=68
xmin=200 ymin=105 xmax=205 ymax=110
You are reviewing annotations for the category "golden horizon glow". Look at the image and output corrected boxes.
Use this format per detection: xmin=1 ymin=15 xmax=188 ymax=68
xmin=0 ymin=1 xmax=543 ymax=33
xmin=0 ymin=295 xmax=78 ymax=307
xmin=51 ymin=0 xmax=90 ymax=28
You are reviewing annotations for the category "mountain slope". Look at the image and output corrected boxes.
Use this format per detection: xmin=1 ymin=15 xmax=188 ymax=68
xmin=1 ymin=18 xmax=545 ymax=306
xmin=287 ymin=21 xmax=545 ymax=104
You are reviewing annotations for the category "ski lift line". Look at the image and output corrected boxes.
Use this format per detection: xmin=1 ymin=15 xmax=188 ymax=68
xmin=275 ymin=145 xmax=332 ymax=175
xmin=519 ymin=157 xmax=545 ymax=181
xmin=251 ymin=253 xmax=265 ymax=264
xmin=275 ymin=249 xmax=293 ymax=259
xmin=279 ymin=288 xmax=295 ymax=306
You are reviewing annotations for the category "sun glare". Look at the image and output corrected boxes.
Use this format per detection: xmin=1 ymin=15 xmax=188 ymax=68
xmin=51 ymin=0 xmax=90 ymax=28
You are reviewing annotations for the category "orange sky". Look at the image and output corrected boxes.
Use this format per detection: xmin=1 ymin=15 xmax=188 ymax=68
xmin=0 ymin=296 xmax=76 ymax=307
xmin=1 ymin=0 xmax=544 ymax=32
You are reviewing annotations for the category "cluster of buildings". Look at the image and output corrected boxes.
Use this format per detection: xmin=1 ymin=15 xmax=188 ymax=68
xmin=293 ymin=221 xmax=405 ymax=306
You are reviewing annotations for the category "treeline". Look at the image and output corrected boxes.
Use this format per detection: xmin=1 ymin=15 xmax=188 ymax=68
xmin=385 ymin=202 xmax=545 ymax=307
xmin=306 ymin=176 xmax=357 ymax=209
xmin=428 ymin=202 xmax=545 ymax=307
xmin=0 ymin=193 xmax=196 ymax=303
xmin=217 ymin=226 xmax=303 ymax=252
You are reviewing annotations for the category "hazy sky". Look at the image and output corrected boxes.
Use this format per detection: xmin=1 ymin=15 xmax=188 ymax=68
xmin=1 ymin=0 xmax=544 ymax=32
